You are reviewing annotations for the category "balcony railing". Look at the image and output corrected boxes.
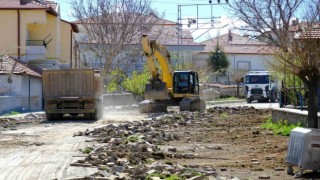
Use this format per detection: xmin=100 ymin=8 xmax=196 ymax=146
xmin=26 ymin=40 xmax=46 ymax=47
xmin=26 ymin=34 xmax=52 ymax=48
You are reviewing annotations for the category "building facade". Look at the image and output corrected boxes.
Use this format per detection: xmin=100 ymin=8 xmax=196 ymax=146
xmin=0 ymin=0 xmax=79 ymax=69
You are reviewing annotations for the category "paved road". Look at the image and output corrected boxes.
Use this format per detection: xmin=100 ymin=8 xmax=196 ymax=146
xmin=0 ymin=109 xmax=151 ymax=180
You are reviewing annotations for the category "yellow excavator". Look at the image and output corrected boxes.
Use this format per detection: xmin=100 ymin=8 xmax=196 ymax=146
xmin=139 ymin=35 xmax=206 ymax=113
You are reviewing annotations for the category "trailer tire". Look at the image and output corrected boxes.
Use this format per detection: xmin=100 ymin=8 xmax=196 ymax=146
xmin=46 ymin=113 xmax=53 ymax=121
xmin=70 ymin=113 xmax=79 ymax=117
xmin=270 ymin=92 xmax=277 ymax=102
xmin=53 ymin=114 xmax=63 ymax=120
xmin=90 ymin=110 xmax=102 ymax=120
xmin=246 ymin=98 xmax=252 ymax=103
xmin=46 ymin=113 xmax=62 ymax=120
xmin=84 ymin=113 xmax=91 ymax=120
xmin=287 ymin=166 xmax=294 ymax=175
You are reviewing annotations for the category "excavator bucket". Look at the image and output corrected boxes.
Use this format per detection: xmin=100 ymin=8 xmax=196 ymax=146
xmin=144 ymin=82 xmax=170 ymax=100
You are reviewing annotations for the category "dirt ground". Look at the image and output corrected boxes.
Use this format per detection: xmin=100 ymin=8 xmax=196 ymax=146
xmin=0 ymin=105 xmax=318 ymax=179
xmin=160 ymin=106 xmax=290 ymax=179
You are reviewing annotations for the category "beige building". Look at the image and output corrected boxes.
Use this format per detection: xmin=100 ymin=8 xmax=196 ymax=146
xmin=0 ymin=0 xmax=79 ymax=69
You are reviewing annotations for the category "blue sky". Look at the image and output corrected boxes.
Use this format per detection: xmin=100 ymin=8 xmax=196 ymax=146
xmin=56 ymin=0 xmax=230 ymax=21
xmin=55 ymin=0 xmax=238 ymax=41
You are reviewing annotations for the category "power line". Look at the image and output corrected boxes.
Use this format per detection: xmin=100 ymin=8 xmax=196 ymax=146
xmin=147 ymin=0 xmax=204 ymax=5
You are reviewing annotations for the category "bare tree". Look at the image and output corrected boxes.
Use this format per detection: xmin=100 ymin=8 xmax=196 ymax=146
xmin=231 ymin=69 xmax=248 ymax=98
xmin=229 ymin=0 xmax=320 ymax=128
xmin=71 ymin=0 xmax=163 ymax=84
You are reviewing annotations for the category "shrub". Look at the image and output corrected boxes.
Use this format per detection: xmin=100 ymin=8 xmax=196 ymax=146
xmin=261 ymin=116 xmax=303 ymax=136
xmin=2 ymin=111 xmax=21 ymax=116
xmin=122 ymin=67 xmax=149 ymax=96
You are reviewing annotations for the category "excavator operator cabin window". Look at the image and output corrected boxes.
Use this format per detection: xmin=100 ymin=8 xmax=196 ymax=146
xmin=189 ymin=73 xmax=194 ymax=93
xmin=175 ymin=72 xmax=190 ymax=94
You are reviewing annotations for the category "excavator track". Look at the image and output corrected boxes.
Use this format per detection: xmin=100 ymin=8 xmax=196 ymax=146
xmin=179 ymin=98 xmax=206 ymax=112
xmin=138 ymin=100 xmax=167 ymax=113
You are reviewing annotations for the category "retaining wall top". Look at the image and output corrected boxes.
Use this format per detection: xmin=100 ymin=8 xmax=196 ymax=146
xmin=272 ymin=108 xmax=320 ymax=116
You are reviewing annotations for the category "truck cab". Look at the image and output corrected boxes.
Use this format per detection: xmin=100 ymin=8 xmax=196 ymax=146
xmin=244 ymin=71 xmax=278 ymax=103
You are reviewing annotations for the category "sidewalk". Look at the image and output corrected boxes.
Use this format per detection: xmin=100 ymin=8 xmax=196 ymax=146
xmin=206 ymin=99 xmax=246 ymax=105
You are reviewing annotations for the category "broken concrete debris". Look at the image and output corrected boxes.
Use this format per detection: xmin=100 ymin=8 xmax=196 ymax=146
xmin=0 ymin=113 xmax=44 ymax=128
xmin=71 ymin=106 xmax=258 ymax=179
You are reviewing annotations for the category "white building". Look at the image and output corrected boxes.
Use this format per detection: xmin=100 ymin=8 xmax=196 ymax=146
xmin=0 ymin=56 xmax=42 ymax=115
xmin=197 ymin=32 xmax=274 ymax=84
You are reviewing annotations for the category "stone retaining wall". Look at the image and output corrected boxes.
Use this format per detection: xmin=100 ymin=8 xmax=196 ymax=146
xmin=271 ymin=108 xmax=320 ymax=128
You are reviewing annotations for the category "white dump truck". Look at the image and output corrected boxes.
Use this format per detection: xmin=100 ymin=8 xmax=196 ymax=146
xmin=244 ymin=71 xmax=278 ymax=103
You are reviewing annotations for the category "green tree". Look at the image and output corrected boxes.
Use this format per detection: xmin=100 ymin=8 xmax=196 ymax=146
xmin=122 ymin=67 xmax=149 ymax=96
xmin=106 ymin=69 xmax=126 ymax=92
xmin=207 ymin=45 xmax=230 ymax=75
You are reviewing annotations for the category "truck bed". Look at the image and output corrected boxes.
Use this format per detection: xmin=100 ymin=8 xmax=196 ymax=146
xmin=43 ymin=69 xmax=96 ymax=99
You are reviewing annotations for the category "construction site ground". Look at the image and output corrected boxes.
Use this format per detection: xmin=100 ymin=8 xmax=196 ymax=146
xmin=0 ymin=103 xmax=318 ymax=179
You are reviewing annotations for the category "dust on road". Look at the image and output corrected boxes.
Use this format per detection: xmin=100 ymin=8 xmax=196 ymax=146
xmin=0 ymin=107 xmax=153 ymax=180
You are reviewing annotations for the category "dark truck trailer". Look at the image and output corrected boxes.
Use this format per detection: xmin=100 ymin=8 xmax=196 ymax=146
xmin=43 ymin=69 xmax=103 ymax=120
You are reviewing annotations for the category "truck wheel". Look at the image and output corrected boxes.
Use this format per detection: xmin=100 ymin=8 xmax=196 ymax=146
xmin=90 ymin=111 xmax=102 ymax=120
xmin=70 ymin=113 xmax=79 ymax=117
xmin=53 ymin=114 xmax=63 ymax=120
xmin=246 ymin=98 xmax=252 ymax=103
xmin=84 ymin=113 xmax=91 ymax=120
xmin=271 ymin=92 xmax=277 ymax=102
xmin=46 ymin=113 xmax=53 ymax=120
xmin=287 ymin=166 xmax=294 ymax=175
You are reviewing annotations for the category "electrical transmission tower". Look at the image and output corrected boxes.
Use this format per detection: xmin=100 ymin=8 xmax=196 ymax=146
xmin=176 ymin=0 xmax=229 ymax=69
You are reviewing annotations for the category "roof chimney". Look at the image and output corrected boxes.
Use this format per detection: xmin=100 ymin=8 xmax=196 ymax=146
xmin=20 ymin=0 xmax=32 ymax=5
xmin=228 ymin=30 xmax=232 ymax=41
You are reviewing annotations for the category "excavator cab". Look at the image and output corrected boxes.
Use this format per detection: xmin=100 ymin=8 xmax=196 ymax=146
xmin=173 ymin=71 xmax=199 ymax=95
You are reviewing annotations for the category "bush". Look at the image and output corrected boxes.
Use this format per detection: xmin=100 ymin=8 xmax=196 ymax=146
xmin=122 ymin=67 xmax=149 ymax=96
xmin=106 ymin=69 xmax=126 ymax=93
xmin=1 ymin=111 xmax=21 ymax=116
xmin=261 ymin=116 xmax=303 ymax=136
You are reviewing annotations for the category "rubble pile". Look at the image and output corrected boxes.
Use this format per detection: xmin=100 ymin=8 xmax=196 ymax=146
xmin=207 ymin=106 xmax=257 ymax=114
xmin=72 ymin=106 xmax=259 ymax=179
xmin=0 ymin=113 xmax=44 ymax=128
xmin=71 ymin=109 xmax=226 ymax=179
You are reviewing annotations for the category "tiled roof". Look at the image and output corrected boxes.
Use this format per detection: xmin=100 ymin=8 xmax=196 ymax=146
xmin=0 ymin=56 xmax=42 ymax=78
xmin=201 ymin=33 xmax=273 ymax=54
xmin=0 ymin=0 xmax=58 ymax=16
xmin=146 ymin=19 xmax=201 ymax=46
xmin=296 ymin=27 xmax=320 ymax=39
xmin=61 ymin=20 xmax=79 ymax=33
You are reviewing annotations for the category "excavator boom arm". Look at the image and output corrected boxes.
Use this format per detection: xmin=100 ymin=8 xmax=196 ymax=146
xmin=141 ymin=35 xmax=173 ymax=90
